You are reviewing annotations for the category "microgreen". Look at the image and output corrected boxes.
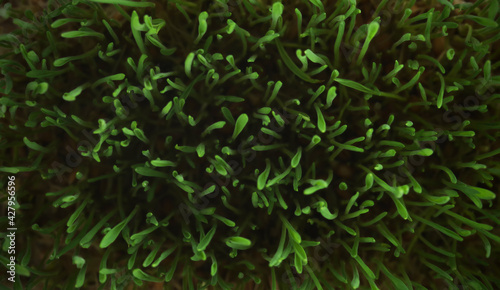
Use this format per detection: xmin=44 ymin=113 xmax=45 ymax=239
xmin=77 ymin=210 xmax=115 ymax=248
xmin=226 ymin=236 xmax=252 ymax=250
xmin=257 ymin=159 xmax=271 ymax=190
xmin=4 ymin=0 xmax=500 ymax=288
xmin=100 ymin=206 xmax=139 ymax=248
xmin=198 ymin=225 xmax=217 ymax=251
xmin=356 ymin=21 xmax=379 ymax=66
xmin=195 ymin=12 xmax=209 ymax=45
xmin=231 ymin=113 xmax=249 ymax=141
xmin=275 ymin=39 xmax=320 ymax=83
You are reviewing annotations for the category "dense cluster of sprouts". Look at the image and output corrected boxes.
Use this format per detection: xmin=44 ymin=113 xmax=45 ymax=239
xmin=0 ymin=0 xmax=499 ymax=289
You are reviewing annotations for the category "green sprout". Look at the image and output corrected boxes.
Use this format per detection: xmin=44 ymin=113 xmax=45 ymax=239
xmin=1 ymin=0 xmax=499 ymax=289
